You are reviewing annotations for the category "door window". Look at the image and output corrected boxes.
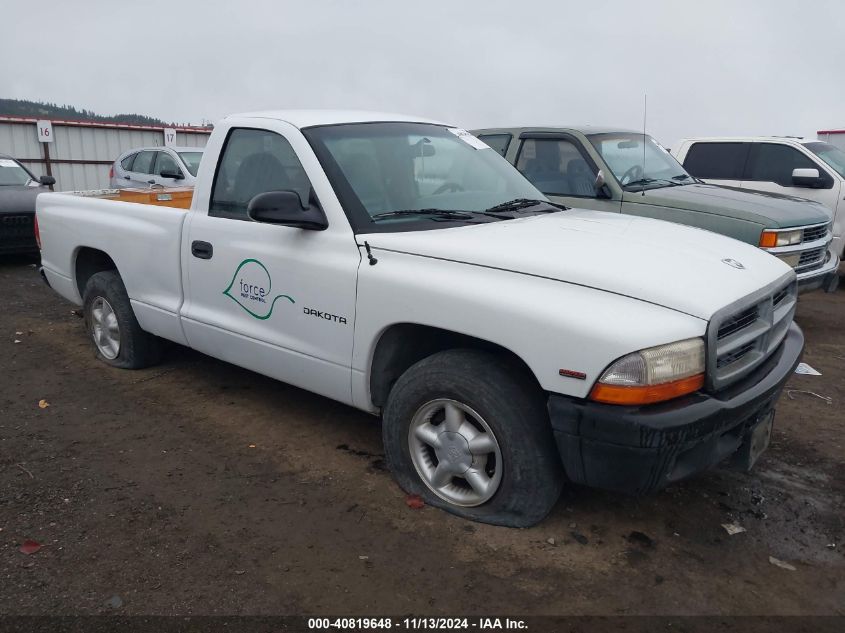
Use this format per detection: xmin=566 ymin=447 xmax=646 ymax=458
xmin=477 ymin=134 xmax=512 ymax=157
xmin=516 ymin=138 xmax=598 ymax=197
xmin=210 ymin=128 xmax=313 ymax=220
xmin=131 ymin=151 xmax=156 ymax=175
xmin=178 ymin=151 xmax=203 ymax=176
xmin=154 ymin=152 xmax=181 ymax=177
xmin=746 ymin=143 xmax=832 ymax=188
xmin=120 ymin=153 xmax=137 ymax=170
xmin=683 ymin=142 xmax=749 ymax=179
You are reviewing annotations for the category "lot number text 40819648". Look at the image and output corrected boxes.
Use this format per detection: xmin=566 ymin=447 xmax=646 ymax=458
xmin=307 ymin=618 xmax=528 ymax=630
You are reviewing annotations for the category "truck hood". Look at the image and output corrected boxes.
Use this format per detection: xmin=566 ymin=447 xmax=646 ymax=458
xmin=0 ymin=185 xmax=48 ymax=216
xmin=622 ymin=183 xmax=831 ymax=228
xmin=362 ymin=209 xmax=794 ymax=320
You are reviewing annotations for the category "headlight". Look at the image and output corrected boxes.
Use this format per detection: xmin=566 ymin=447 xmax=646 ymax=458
xmin=589 ymin=338 xmax=705 ymax=405
xmin=759 ymin=229 xmax=802 ymax=248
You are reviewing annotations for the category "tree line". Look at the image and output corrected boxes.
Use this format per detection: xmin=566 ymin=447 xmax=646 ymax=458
xmin=0 ymin=98 xmax=209 ymax=127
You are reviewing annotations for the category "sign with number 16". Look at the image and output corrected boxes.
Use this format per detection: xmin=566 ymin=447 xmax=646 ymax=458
xmin=37 ymin=120 xmax=54 ymax=143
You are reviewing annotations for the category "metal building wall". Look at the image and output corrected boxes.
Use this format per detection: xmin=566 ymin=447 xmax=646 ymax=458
xmin=0 ymin=118 xmax=210 ymax=191
xmin=816 ymin=131 xmax=845 ymax=151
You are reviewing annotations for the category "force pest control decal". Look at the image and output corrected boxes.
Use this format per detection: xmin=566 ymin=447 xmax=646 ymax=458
xmin=223 ymin=259 xmax=294 ymax=320
xmin=223 ymin=258 xmax=347 ymax=324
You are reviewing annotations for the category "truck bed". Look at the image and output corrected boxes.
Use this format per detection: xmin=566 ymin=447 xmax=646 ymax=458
xmin=37 ymin=191 xmax=189 ymax=342
xmin=66 ymin=187 xmax=194 ymax=209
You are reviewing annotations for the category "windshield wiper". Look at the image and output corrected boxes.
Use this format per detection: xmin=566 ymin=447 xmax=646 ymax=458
xmin=371 ymin=209 xmax=511 ymax=223
xmin=674 ymin=173 xmax=705 ymax=184
xmin=672 ymin=174 xmax=701 ymax=184
xmin=484 ymin=198 xmax=559 ymax=213
xmin=625 ymin=177 xmax=683 ymax=190
xmin=370 ymin=209 xmax=477 ymax=221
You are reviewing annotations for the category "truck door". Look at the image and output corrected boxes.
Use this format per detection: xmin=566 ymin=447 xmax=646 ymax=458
xmin=741 ymin=142 xmax=840 ymax=214
xmin=680 ymin=141 xmax=749 ymax=188
xmin=513 ymin=134 xmax=621 ymax=213
xmin=180 ymin=123 xmax=361 ymax=405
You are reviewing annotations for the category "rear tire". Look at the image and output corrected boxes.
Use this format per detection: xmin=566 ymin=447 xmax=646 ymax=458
xmin=82 ymin=271 xmax=163 ymax=369
xmin=383 ymin=349 xmax=563 ymax=527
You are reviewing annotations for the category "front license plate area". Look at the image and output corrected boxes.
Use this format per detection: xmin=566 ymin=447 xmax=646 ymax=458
xmin=735 ymin=410 xmax=775 ymax=472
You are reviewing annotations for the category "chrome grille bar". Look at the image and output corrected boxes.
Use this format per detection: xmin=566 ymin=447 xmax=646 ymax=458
xmin=801 ymin=223 xmax=830 ymax=244
xmin=705 ymin=272 xmax=797 ymax=391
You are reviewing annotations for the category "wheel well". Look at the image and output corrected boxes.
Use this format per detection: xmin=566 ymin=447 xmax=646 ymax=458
xmin=369 ymin=323 xmax=540 ymax=408
xmin=75 ymin=248 xmax=117 ymax=297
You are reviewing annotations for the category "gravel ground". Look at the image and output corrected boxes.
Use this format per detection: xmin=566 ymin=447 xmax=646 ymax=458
xmin=1 ymin=255 xmax=843 ymax=617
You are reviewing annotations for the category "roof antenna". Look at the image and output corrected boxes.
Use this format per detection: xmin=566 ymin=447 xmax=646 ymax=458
xmin=641 ymin=93 xmax=647 ymax=197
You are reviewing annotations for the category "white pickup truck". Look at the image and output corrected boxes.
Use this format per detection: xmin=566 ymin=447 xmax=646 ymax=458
xmin=37 ymin=110 xmax=803 ymax=527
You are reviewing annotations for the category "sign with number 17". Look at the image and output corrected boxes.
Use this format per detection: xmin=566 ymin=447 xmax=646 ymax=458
xmin=163 ymin=128 xmax=176 ymax=147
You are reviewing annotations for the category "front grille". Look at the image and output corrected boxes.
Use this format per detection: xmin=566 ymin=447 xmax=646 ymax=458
xmin=801 ymin=223 xmax=830 ymax=243
xmin=796 ymin=247 xmax=826 ymax=272
xmin=0 ymin=214 xmax=32 ymax=227
xmin=0 ymin=214 xmax=35 ymax=248
xmin=716 ymin=341 xmax=755 ymax=369
xmin=717 ymin=305 xmax=759 ymax=339
xmin=707 ymin=276 xmax=797 ymax=391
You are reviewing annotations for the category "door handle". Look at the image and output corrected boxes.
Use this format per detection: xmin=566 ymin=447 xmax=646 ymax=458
xmin=191 ymin=240 xmax=213 ymax=259
xmin=124 ymin=175 xmax=131 ymax=180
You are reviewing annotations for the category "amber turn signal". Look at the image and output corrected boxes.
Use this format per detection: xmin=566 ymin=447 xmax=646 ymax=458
xmin=758 ymin=231 xmax=778 ymax=248
xmin=589 ymin=373 xmax=705 ymax=406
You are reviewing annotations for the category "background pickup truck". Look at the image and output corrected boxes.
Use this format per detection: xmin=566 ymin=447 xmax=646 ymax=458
xmin=473 ymin=126 xmax=839 ymax=293
xmin=38 ymin=110 xmax=803 ymax=527
xmin=675 ymin=136 xmax=845 ymax=265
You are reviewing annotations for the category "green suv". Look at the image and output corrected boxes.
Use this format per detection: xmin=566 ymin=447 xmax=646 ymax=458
xmin=472 ymin=127 xmax=838 ymax=293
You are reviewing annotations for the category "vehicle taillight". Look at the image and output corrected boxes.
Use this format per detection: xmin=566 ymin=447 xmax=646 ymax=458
xmin=34 ymin=214 xmax=41 ymax=250
xmin=108 ymin=165 xmax=114 ymax=179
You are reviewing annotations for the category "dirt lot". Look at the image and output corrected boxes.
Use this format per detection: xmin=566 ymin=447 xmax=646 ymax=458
xmin=1 ymin=255 xmax=843 ymax=617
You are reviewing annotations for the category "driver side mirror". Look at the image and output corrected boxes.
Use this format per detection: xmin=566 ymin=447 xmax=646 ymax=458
xmin=247 ymin=190 xmax=328 ymax=230
xmin=39 ymin=175 xmax=56 ymax=186
xmin=594 ymin=169 xmax=612 ymax=199
xmin=792 ymin=167 xmax=823 ymax=188
xmin=160 ymin=169 xmax=184 ymax=180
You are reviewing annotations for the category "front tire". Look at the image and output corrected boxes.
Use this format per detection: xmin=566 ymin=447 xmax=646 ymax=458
xmin=383 ymin=349 xmax=563 ymax=527
xmin=82 ymin=271 xmax=162 ymax=369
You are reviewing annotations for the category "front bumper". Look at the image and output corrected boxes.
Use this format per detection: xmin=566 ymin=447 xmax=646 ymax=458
xmin=795 ymin=250 xmax=839 ymax=293
xmin=798 ymin=250 xmax=839 ymax=294
xmin=548 ymin=322 xmax=803 ymax=495
xmin=0 ymin=212 xmax=37 ymax=254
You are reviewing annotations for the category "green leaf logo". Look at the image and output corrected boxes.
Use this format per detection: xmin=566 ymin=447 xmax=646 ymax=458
xmin=223 ymin=258 xmax=294 ymax=320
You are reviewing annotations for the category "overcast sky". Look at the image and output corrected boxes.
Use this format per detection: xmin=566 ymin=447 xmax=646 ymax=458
xmin=2 ymin=0 xmax=843 ymax=148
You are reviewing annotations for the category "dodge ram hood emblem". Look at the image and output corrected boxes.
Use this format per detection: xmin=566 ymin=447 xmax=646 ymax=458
xmin=721 ymin=258 xmax=745 ymax=270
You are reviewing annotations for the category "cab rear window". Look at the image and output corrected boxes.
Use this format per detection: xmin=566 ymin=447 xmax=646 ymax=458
xmin=477 ymin=134 xmax=512 ymax=157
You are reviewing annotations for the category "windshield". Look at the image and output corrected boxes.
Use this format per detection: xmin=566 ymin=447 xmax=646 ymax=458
xmin=803 ymin=142 xmax=845 ymax=179
xmin=588 ymin=133 xmax=693 ymax=190
xmin=178 ymin=151 xmax=203 ymax=177
xmin=0 ymin=158 xmax=34 ymax=186
xmin=304 ymin=122 xmax=549 ymax=231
